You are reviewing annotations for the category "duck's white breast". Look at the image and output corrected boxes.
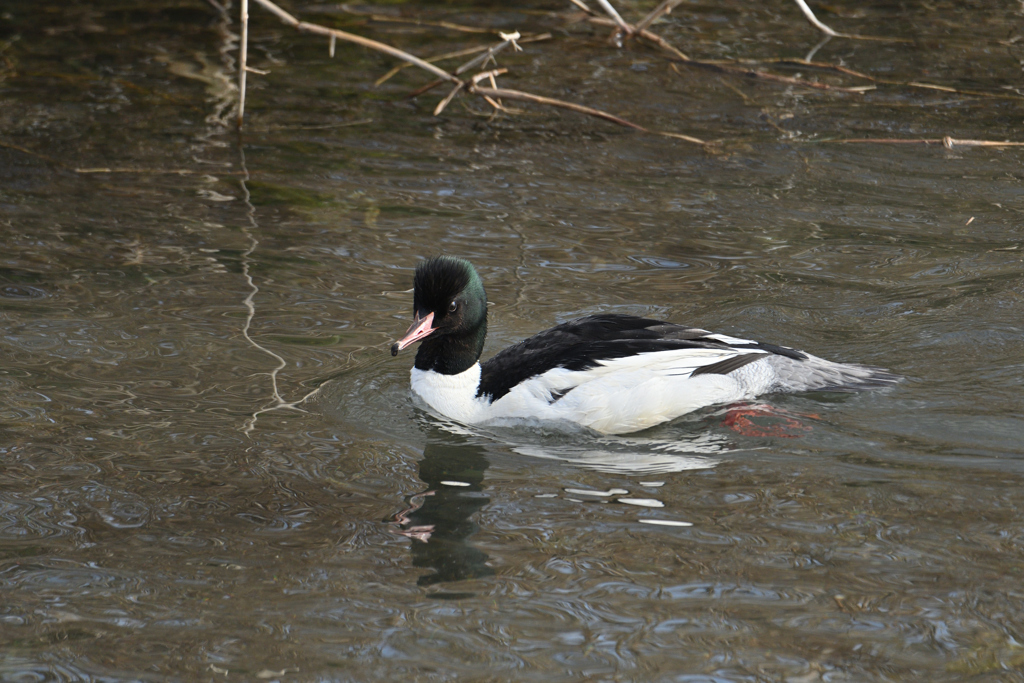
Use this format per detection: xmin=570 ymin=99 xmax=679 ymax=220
xmin=410 ymin=363 xmax=488 ymax=423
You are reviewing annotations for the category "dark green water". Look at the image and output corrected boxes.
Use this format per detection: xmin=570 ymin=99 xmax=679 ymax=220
xmin=2 ymin=1 xmax=1024 ymax=680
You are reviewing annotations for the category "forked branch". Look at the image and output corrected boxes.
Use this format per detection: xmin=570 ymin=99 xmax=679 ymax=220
xmin=238 ymin=0 xmax=704 ymax=143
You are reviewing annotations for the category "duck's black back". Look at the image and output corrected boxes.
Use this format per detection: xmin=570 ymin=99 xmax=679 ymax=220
xmin=476 ymin=313 xmax=805 ymax=402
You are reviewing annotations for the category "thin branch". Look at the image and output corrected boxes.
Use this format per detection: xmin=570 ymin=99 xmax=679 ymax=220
xmin=407 ymin=33 xmax=527 ymax=98
xmin=471 ymin=68 xmax=509 ymax=86
xmin=335 ymin=5 xmax=493 ymax=34
xmin=375 ymin=44 xmax=490 ymax=87
xmin=454 ymin=33 xmax=519 ymax=76
xmin=204 ymin=0 xmax=229 ymax=17
xmin=594 ymin=0 xmax=633 ymax=35
xmin=586 ymin=17 xmax=690 ymax=60
xmin=635 ymin=0 xmax=684 ymax=34
xmin=374 ymin=34 xmax=550 ymax=87
xmin=765 ymin=59 xmax=874 ymax=81
xmin=250 ymin=0 xmax=460 ymax=84
xmin=673 ymin=58 xmax=875 ymax=93
xmin=817 ymin=137 xmax=1024 ymax=148
xmin=0 ymin=140 xmax=67 ymax=168
xmin=237 ymin=0 xmax=248 ymax=126
xmin=74 ymin=167 xmax=248 ymax=174
xmin=469 ymin=85 xmax=647 ymax=130
xmin=433 ymin=81 xmax=465 ymax=116
xmin=467 ymin=84 xmax=704 ymax=143
xmin=791 ymin=0 xmax=841 ymax=37
xmin=245 ymin=0 xmax=701 ymax=139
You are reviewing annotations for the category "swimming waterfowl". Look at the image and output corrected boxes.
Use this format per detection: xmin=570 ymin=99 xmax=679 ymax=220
xmin=391 ymin=256 xmax=898 ymax=435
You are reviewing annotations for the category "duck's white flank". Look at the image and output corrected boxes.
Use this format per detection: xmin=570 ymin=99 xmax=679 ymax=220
xmin=410 ymin=347 xmax=795 ymax=434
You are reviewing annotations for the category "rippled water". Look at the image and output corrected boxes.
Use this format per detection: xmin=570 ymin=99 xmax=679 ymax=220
xmin=2 ymin=0 xmax=1024 ymax=679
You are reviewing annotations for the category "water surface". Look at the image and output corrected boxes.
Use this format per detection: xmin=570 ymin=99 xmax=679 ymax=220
xmin=2 ymin=1 xmax=1024 ymax=679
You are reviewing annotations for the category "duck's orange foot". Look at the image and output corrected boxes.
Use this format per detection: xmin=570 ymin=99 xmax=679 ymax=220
xmin=721 ymin=403 xmax=818 ymax=438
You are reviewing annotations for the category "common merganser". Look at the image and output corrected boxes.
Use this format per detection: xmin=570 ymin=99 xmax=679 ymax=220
xmin=391 ymin=256 xmax=898 ymax=435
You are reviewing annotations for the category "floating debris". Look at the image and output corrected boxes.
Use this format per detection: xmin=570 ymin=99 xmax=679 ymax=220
xmin=639 ymin=481 xmax=665 ymax=487
xmin=564 ymin=487 xmax=629 ymax=497
xmin=617 ymin=498 xmax=665 ymax=508
xmin=639 ymin=519 xmax=693 ymax=527
xmin=440 ymin=480 xmax=471 ymax=487
xmin=533 ymin=493 xmax=558 ymax=498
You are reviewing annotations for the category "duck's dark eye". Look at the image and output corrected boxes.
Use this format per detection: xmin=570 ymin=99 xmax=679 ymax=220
xmin=448 ymin=300 xmax=458 ymax=313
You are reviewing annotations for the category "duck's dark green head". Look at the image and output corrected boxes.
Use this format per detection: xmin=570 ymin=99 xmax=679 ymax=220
xmin=391 ymin=256 xmax=488 ymax=374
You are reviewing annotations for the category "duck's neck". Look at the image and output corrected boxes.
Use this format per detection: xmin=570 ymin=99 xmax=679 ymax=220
xmin=414 ymin=320 xmax=487 ymax=375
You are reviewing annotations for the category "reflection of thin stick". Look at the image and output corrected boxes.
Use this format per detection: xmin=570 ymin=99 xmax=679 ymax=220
xmin=233 ymin=144 xmax=326 ymax=435
xmin=387 ymin=491 xmax=436 ymax=543
xmin=804 ymin=34 xmax=831 ymax=62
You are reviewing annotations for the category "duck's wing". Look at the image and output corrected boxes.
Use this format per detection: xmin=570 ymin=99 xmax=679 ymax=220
xmin=477 ymin=313 xmax=804 ymax=401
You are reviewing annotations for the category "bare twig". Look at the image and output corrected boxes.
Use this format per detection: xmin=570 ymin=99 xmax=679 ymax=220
xmin=433 ymin=82 xmax=465 ymax=116
xmin=376 ymin=45 xmax=487 ymax=87
xmin=673 ymin=58 xmax=875 ymax=93
xmin=76 ymin=167 xmax=248 ymax=174
xmin=471 ymin=68 xmax=508 ymax=85
xmin=237 ymin=0 xmax=248 ymax=125
xmin=406 ymin=78 xmax=447 ymax=99
xmin=587 ymin=16 xmax=690 ymax=60
xmin=766 ymin=59 xmax=874 ymax=81
xmin=791 ymin=0 xmax=841 ymax=37
xmin=205 ymin=0 xmax=229 ymax=16
xmin=468 ymin=84 xmax=708 ymax=143
xmin=0 ymin=140 xmax=66 ymax=167
xmin=336 ymin=5 xmax=493 ymax=34
xmin=908 ymin=82 xmax=958 ymax=93
xmin=244 ymin=0 xmax=701 ymax=138
xmin=789 ymin=0 xmax=911 ymax=42
xmin=818 ymin=137 xmax=1024 ymax=148
xmin=404 ymin=33 xmax=525 ymax=99
xmin=595 ymin=0 xmax=633 ymax=35
xmin=250 ymin=0 xmax=459 ymax=84
xmin=375 ymin=33 xmax=550 ymax=87
xmin=455 ymin=32 xmax=520 ymax=76
xmin=635 ymin=0 xmax=684 ymax=34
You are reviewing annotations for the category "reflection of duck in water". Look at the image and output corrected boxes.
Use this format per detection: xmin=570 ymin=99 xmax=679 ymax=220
xmin=388 ymin=435 xmax=493 ymax=587
xmin=392 ymin=256 xmax=899 ymax=435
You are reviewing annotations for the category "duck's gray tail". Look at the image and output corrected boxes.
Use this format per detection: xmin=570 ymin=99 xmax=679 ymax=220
xmin=766 ymin=353 xmax=901 ymax=393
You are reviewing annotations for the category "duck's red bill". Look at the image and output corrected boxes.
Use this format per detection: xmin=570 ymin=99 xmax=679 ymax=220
xmin=391 ymin=311 xmax=436 ymax=356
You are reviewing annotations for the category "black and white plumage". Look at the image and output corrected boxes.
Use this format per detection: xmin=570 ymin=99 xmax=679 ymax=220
xmin=391 ymin=256 xmax=899 ymax=434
